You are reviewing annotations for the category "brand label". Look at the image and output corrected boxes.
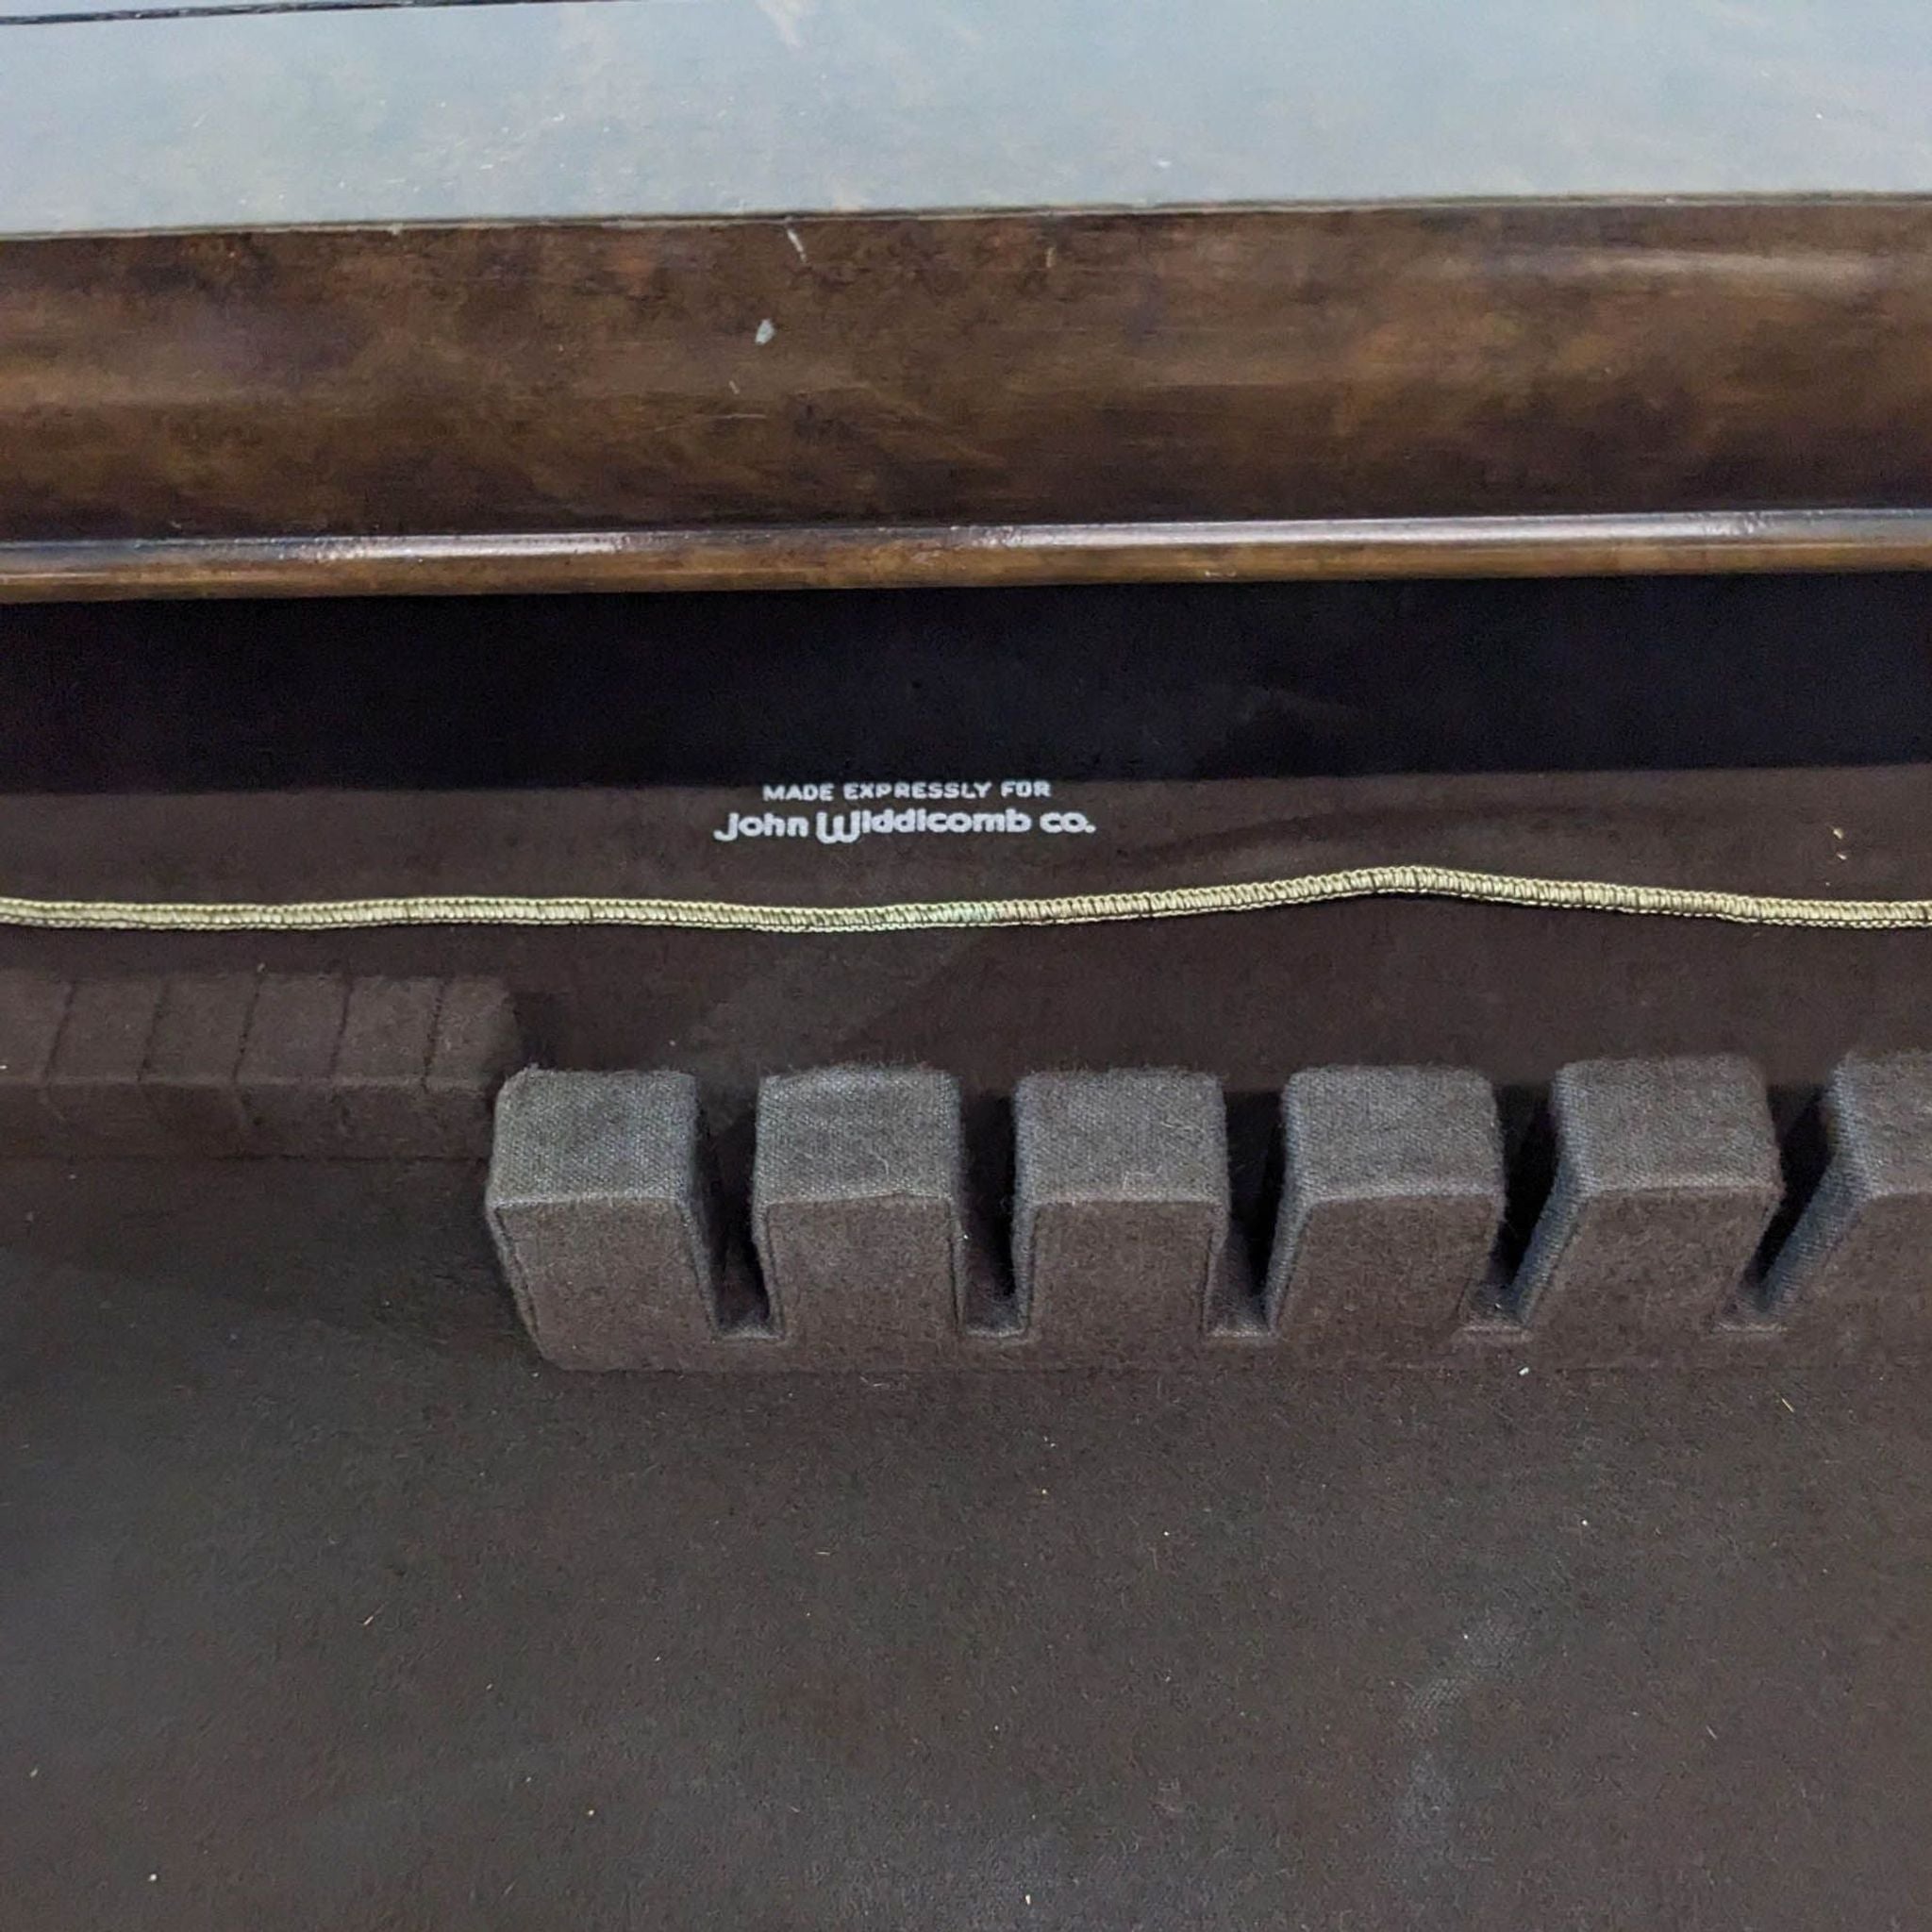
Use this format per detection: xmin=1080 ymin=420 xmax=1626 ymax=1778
xmin=712 ymin=780 xmax=1095 ymax=845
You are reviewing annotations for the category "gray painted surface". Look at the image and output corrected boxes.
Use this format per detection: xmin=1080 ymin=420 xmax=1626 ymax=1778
xmin=3 ymin=0 xmax=1932 ymax=235
xmin=0 ymin=0 xmax=522 ymax=15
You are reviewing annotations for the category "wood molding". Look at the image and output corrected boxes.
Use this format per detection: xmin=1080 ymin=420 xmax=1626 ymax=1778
xmin=5 ymin=511 xmax=1932 ymax=602
xmin=5 ymin=201 xmax=1932 ymax=588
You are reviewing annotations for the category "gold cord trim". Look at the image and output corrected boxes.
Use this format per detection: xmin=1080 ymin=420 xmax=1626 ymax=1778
xmin=3 ymin=865 xmax=1928 ymax=934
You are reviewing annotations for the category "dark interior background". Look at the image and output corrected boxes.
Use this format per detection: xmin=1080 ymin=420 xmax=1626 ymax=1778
xmin=7 ymin=576 xmax=1932 ymax=1932
xmin=3 ymin=571 xmax=1928 ymax=791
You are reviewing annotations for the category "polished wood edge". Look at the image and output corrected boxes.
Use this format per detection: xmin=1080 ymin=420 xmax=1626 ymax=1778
xmin=3 ymin=512 xmax=1931 ymax=601
xmin=12 ymin=204 xmax=1932 ymax=541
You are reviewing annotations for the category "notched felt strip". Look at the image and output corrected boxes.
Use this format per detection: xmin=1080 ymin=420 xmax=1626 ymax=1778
xmin=470 ymin=1057 xmax=1932 ymax=1374
xmin=1511 ymin=1055 xmax=1782 ymax=1358
xmin=331 ymin=976 xmax=443 ymax=1156
xmin=1757 ymin=1054 xmax=1932 ymax=1355
xmin=1269 ymin=1065 xmax=1503 ymax=1356
xmin=142 ymin=973 xmax=258 ymax=1154
xmin=236 ymin=974 xmax=350 ymax=1156
xmin=42 ymin=974 xmax=168 ymax=1150
xmin=1010 ymin=1069 xmax=1243 ymax=1363
xmin=0 ymin=972 xmax=522 ymax=1158
xmin=425 ymin=977 xmax=524 ymax=1158
xmin=487 ymin=1069 xmax=729 ymax=1372
xmin=0 ymin=970 xmax=72 ymax=1152
xmin=752 ymin=1066 xmax=971 ymax=1365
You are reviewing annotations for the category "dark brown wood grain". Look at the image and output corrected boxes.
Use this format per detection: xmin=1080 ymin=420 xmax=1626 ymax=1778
xmin=3 ymin=200 xmax=1931 ymax=590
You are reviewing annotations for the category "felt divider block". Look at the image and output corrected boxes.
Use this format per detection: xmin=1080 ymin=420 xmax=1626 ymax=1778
xmin=1757 ymin=1055 xmax=1932 ymax=1353
xmin=751 ymin=1067 xmax=968 ymax=1366
xmin=236 ymin=974 xmax=350 ymax=1155
xmin=322 ymin=975 xmax=522 ymax=1158
xmin=331 ymin=976 xmax=443 ymax=1156
xmin=1010 ymin=1069 xmax=1240 ymax=1363
xmin=4 ymin=972 xmax=518 ymax=1160
xmin=0 ymin=972 xmax=72 ymax=1152
xmin=1268 ymin=1065 xmax=1503 ymax=1355
xmin=142 ymin=974 xmax=258 ymax=1154
xmin=487 ymin=1069 xmax=732 ymax=1371
xmin=1510 ymin=1056 xmax=1781 ymax=1357
xmin=425 ymin=977 xmax=525 ymax=1157
xmin=43 ymin=976 xmax=168 ymax=1150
